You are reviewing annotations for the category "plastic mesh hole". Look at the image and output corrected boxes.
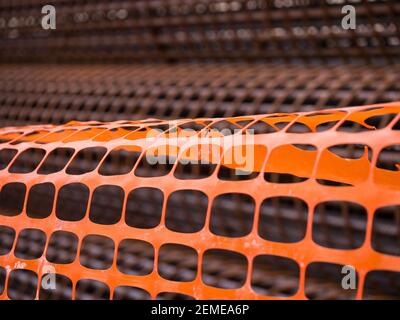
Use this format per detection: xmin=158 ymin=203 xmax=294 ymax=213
xmin=26 ymin=183 xmax=55 ymax=219
xmin=275 ymin=122 xmax=291 ymax=130
xmin=117 ymin=239 xmax=154 ymax=276
xmin=371 ymin=205 xmax=400 ymax=257
xmin=7 ymin=269 xmax=38 ymax=300
xmin=174 ymin=144 xmax=220 ymax=180
xmin=135 ymin=146 xmax=177 ymax=177
xmin=46 ymin=231 xmax=78 ymax=264
xmin=251 ymin=255 xmax=300 ymax=297
xmin=217 ymin=165 xmax=260 ymax=181
xmin=336 ymin=120 xmax=373 ymax=132
xmin=76 ymin=279 xmax=110 ymax=300
xmin=286 ymin=122 xmax=312 ymax=133
xmin=316 ymin=121 xmax=340 ymax=132
xmin=89 ymin=185 xmax=124 ymax=225
xmin=393 ymin=119 xmax=400 ymax=130
xmin=0 ymin=225 xmax=16 ymax=255
xmin=210 ymin=193 xmax=255 ymax=238
xmin=328 ymin=144 xmax=372 ymax=160
xmin=312 ymin=201 xmax=367 ymax=250
xmin=218 ymin=145 xmax=266 ymax=181
xmin=316 ymin=179 xmax=353 ymax=187
xmin=202 ymin=249 xmax=247 ymax=289
xmin=178 ymin=121 xmax=208 ymax=132
xmin=0 ymin=266 xmax=5 ymax=295
xmin=0 ymin=148 xmax=17 ymax=170
xmin=14 ymin=228 xmax=46 ymax=260
xmin=305 ymin=262 xmax=357 ymax=300
xmin=376 ymin=144 xmax=400 ymax=171
xmin=0 ymin=182 xmax=26 ymax=216
xmin=165 ymin=190 xmax=208 ymax=233
xmin=158 ymin=243 xmax=198 ymax=282
xmin=363 ymin=270 xmax=400 ymax=300
xmin=258 ymin=196 xmax=308 ymax=243
xmin=125 ymin=187 xmax=163 ymax=229
xmin=365 ymin=113 xmax=397 ymax=130
xmin=208 ymin=120 xmax=241 ymax=134
xmin=56 ymin=183 xmax=89 ymax=221
xmin=14 ymin=229 xmax=46 ymax=260
xmin=80 ymin=235 xmax=115 ymax=270
xmin=245 ymin=121 xmax=277 ymax=134
xmin=39 ymin=274 xmax=73 ymax=300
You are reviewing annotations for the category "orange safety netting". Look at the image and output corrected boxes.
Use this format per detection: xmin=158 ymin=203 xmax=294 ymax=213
xmin=0 ymin=102 xmax=399 ymax=300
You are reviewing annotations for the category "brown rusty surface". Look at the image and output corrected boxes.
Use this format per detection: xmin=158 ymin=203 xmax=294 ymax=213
xmin=0 ymin=0 xmax=399 ymax=64
xmin=0 ymin=63 xmax=399 ymax=127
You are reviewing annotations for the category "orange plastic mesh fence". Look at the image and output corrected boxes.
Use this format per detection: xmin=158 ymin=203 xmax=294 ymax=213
xmin=0 ymin=102 xmax=399 ymax=300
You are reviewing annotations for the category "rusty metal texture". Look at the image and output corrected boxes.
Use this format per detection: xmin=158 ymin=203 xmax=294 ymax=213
xmin=0 ymin=0 xmax=399 ymax=64
xmin=0 ymin=63 xmax=399 ymax=127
